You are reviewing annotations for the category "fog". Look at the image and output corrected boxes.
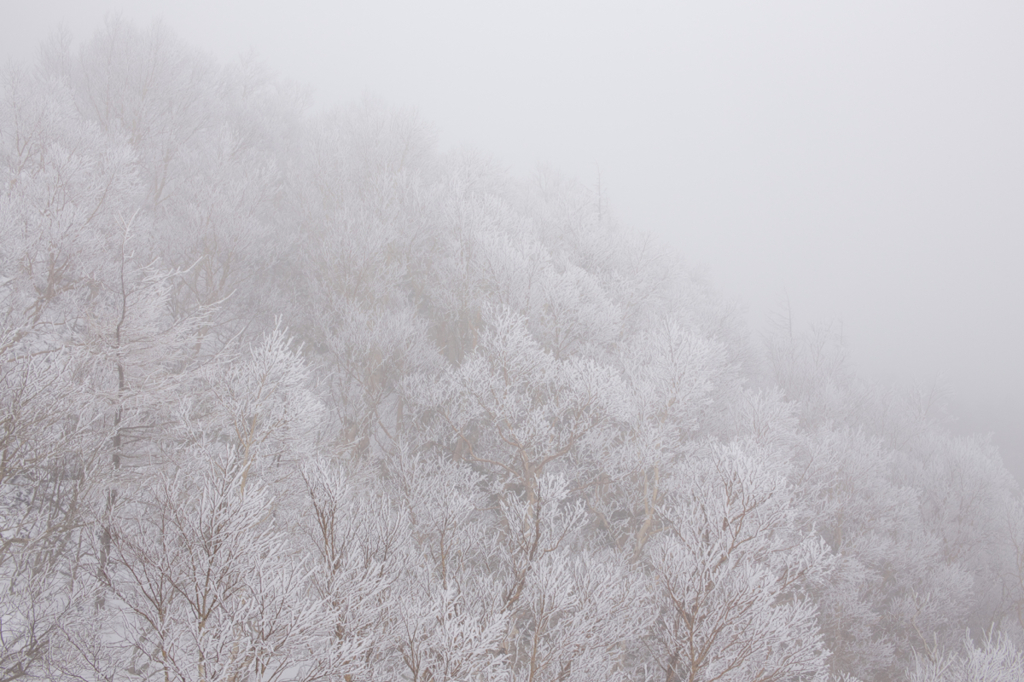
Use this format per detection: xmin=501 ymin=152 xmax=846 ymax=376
xmin=5 ymin=0 xmax=1022 ymax=477
xmin=6 ymin=4 xmax=1024 ymax=678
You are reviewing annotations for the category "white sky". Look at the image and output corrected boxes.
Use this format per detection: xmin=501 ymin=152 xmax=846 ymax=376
xmin=4 ymin=0 xmax=1023 ymax=475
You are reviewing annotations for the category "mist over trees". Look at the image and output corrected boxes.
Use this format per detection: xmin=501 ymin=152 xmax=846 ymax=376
xmin=1 ymin=19 xmax=1022 ymax=682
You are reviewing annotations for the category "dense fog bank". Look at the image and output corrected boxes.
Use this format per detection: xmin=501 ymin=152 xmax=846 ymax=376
xmin=2 ymin=20 xmax=1022 ymax=681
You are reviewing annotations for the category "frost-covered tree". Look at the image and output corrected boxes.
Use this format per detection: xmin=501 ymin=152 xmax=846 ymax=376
xmin=90 ymin=451 xmax=327 ymax=682
xmin=644 ymin=441 xmax=832 ymax=682
xmin=909 ymin=633 xmax=1024 ymax=682
xmin=0 ymin=60 xmax=202 ymax=679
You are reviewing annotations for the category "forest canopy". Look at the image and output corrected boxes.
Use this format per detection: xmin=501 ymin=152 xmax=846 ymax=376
xmin=1 ymin=19 xmax=1023 ymax=682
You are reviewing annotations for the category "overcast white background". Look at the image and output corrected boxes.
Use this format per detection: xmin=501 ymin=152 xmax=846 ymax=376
xmin=3 ymin=0 xmax=1022 ymax=477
